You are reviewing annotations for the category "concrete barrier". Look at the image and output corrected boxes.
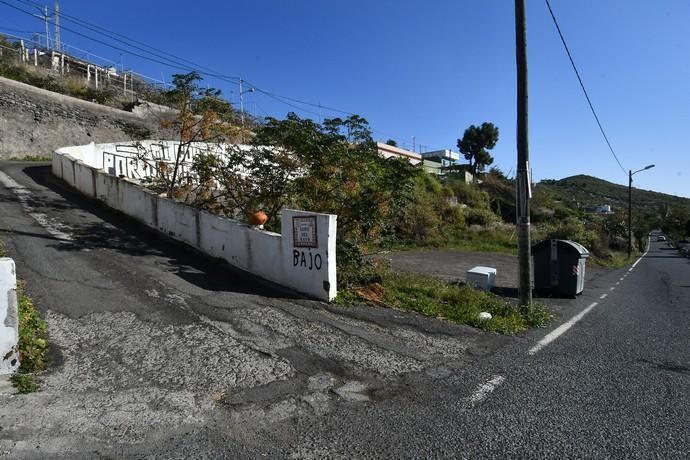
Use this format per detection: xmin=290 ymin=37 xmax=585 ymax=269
xmin=0 ymin=258 xmax=19 ymax=375
xmin=52 ymin=142 xmax=338 ymax=301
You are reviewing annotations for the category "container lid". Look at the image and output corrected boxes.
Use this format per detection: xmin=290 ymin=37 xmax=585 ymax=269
xmin=532 ymin=239 xmax=590 ymax=257
xmin=561 ymin=240 xmax=590 ymax=257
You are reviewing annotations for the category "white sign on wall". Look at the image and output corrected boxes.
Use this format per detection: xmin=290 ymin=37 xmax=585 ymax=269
xmin=292 ymin=216 xmax=318 ymax=248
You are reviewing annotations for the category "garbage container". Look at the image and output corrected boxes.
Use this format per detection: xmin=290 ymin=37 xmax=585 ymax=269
xmin=532 ymin=239 xmax=590 ymax=297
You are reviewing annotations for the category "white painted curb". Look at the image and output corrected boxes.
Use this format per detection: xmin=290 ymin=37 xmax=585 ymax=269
xmin=0 ymin=258 xmax=19 ymax=375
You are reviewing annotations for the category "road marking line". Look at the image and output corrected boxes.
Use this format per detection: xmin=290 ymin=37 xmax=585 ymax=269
xmin=615 ymin=281 xmax=620 ymax=286
xmin=610 ymin=287 xmax=615 ymax=291
xmin=0 ymin=170 xmax=73 ymax=241
xmin=632 ymin=257 xmax=643 ymax=268
xmin=469 ymin=375 xmax=505 ymax=405
xmin=631 ymin=238 xmax=651 ymax=269
xmin=528 ymin=302 xmax=599 ymax=355
xmin=600 ymin=293 xmax=608 ymax=299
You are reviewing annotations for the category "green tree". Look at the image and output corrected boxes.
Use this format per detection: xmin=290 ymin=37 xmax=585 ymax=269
xmin=385 ymin=139 xmax=398 ymax=147
xmin=457 ymin=122 xmax=499 ymax=178
xmin=661 ymin=206 xmax=690 ymax=239
xmin=139 ymin=71 xmax=244 ymax=198
xmin=181 ymin=112 xmax=419 ymax=287
xmin=480 ymin=167 xmax=515 ymax=222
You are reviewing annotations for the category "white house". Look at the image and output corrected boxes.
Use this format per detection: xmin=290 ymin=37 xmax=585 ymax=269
xmin=376 ymin=142 xmax=422 ymax=165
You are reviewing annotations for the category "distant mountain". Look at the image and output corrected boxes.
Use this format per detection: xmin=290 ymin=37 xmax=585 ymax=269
xmin=538 ymin=175 xmax=690 ymax=216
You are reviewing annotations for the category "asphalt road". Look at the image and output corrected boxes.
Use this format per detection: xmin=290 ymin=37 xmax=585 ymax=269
xmin=0 ymin=162 xmax=688 ymax=459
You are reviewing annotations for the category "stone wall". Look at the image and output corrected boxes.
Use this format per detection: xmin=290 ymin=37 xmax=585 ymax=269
xmin=0 ymin=76 xmax=169 ymax=159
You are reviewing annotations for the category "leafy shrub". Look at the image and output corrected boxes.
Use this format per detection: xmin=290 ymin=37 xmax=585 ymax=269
xmin=448 ymin=180 xmax=491 ymax=209
xmin=538 ymin=216 xmax=600 ymax=253
xmin=465 ymin=207 xmax=500 ymax=227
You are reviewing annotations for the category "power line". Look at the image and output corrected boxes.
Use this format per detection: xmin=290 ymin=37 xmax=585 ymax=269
xmin=248 ymin=84 xmax=355 ymax=116
xmin=255 ymin=102 xmax=271 ymax=118
xmin=0 ymin=0 xmax=215 ymax=73
xmin=544 ymin=0 xmax=626 ymax=176
xmin=14 ymin=0 xmax=241 ymax=83
xmin=3 ymin=0 xmax=357 ymax=120
xmin=13 ymin=0 xmax=358 ymax=118
xmin=0 ymin=25 xmax=35 ymax=34
xmin=257 ymin=90 xmax=322 ymax=118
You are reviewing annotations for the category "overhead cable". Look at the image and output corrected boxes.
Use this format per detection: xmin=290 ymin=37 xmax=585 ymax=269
xmin=544 ymin=0 xmax=626 ymax=175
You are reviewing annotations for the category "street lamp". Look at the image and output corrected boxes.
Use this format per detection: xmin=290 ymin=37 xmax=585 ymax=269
xmin=628 ymin=164 xmax=655 ymax=258
xmin=238 ymin=78 xmax=255 ymax=127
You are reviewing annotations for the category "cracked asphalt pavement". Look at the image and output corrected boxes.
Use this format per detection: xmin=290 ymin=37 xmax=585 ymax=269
xmin=0 ymin=162 xmax=688 ymax=459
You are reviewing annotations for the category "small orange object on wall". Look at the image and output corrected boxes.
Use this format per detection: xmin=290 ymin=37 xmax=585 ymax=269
xmin=249 ymin=211 xmax=268 ymax=226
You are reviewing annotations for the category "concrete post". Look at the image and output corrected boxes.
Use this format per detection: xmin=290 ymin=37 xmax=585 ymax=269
xmin=0 ymin=258 xmax=19 ymax=375
xmin=281 ymin=209 xmax=338 ymax=301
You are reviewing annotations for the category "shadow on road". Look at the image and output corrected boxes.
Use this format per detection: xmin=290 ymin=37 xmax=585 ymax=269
xmin=21 ymin=165 xmax=302 ymax=300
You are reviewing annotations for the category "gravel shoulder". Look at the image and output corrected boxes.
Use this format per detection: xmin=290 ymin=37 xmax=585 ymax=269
xmin=383 ymin=248 xmax=610 ymax=290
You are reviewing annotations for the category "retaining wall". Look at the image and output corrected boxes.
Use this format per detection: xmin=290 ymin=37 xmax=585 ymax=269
xmin=0 ymin=76 xmax=167 ymax=159
xmin=0 ymin=258 xmax=19 ymax=376
xmin=52 ymin=143 xmax=337 ymax=301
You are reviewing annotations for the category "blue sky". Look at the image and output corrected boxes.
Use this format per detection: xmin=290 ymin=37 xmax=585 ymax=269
xmin=2 ymin=0 xmax=689 ymax=197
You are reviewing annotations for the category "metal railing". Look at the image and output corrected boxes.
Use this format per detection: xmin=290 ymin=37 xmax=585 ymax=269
xmin=1 ymin=31 xmax=172 ymax=103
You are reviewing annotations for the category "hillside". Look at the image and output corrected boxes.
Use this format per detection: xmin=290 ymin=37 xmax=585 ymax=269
xmin=538 ymin=175 xmax=690 ymax=216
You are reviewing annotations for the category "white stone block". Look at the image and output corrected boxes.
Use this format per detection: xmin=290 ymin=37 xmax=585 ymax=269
xmin=0 ymin=258 xmax=19 ymax=375
xmin=466 ymin=266 xmax=497 ymax=291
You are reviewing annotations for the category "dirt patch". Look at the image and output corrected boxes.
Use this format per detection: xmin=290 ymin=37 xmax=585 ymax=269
xmin=381 ymin=249 xmax=609 ymax=291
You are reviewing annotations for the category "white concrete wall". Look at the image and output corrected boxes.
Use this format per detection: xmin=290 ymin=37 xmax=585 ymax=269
xmin=86 ymin=140 xmax=246 ymax=181
xmin=156 ymin=197 xmax=199 ymax=248
xmin=0 ymin=258 xmax=19 ymax=375
xmin=52 ymin=143 xmax=338 ymax=301
xmin=281 ymin=209 xmax=338 ymax=300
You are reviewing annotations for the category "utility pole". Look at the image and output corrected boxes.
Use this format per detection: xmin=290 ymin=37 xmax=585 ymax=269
xmin=628 ymin=170 xmax=633 ymax=258
xmin=239 ymin=78 xmax=244 ymax=125
xmin=54 ymin=1 xmax=61 ymax=51
xmin=515 ymin=0 xmax=532 ymax=306
xmin=239 ymin=78 xmax=254 ymax=126
xmin=412 ymin=136 xmax=416 ymax=153
xmin=43 ymin=5 xmax=50 ymax=50
xmin=628 ymin=164 xmax=655 ymax=258
xmin=239 ymin=78 xmax=245 ymax=126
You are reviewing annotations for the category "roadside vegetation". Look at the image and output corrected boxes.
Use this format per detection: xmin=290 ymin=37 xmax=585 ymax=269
xmin=0 ymin=243 xmax=48 ymax=393
xmin=10 ymin=282 xmax=48 ymax=394
xmin=8 ymin=155 xmax=51 ymax=162
xmin=337 ymin=271 xmax=551 ymax=335
xmin=1 ymin=51 xmax=117 ymax=105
